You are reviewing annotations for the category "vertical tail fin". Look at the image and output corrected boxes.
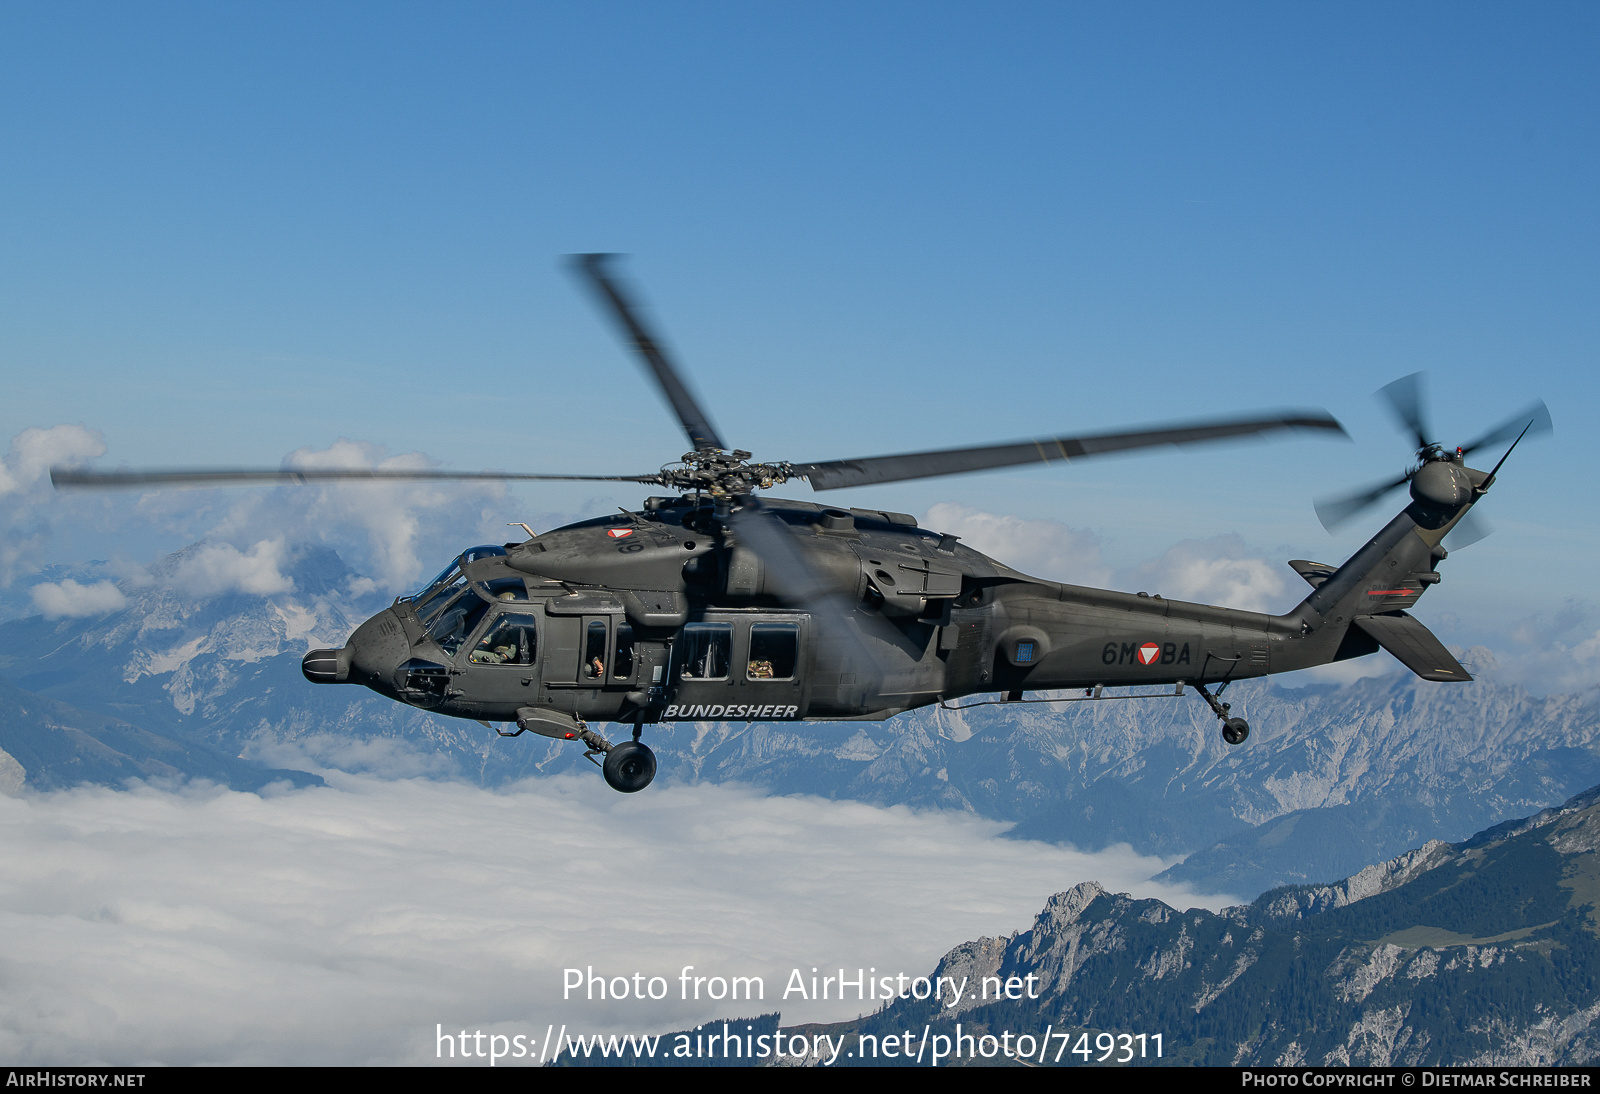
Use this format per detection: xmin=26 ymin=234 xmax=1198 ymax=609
xmin=1276 ymin=465 xmax=1489 ymax=681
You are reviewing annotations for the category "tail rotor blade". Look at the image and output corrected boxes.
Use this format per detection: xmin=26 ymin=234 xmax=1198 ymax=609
xmin=1443 ymin=510 xmax=1494 ymax=551
xmin=1314 ymin=471 xmax=1412 ymax=531
xmin=1459 ymin=399 xmax=1553 ymax=459
xmin=1378 ymin=372 xmax=1432 ymax=453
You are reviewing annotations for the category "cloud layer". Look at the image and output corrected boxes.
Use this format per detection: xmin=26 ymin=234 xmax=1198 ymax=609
xmin=0 ymin=775 xmax=1231 ymax=1065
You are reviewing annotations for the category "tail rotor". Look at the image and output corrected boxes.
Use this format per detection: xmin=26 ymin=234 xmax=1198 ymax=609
xmin=1314 ymin=372 xmax=1551 ymax=537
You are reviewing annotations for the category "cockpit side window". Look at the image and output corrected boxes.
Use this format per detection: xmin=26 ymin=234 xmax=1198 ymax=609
xmin=468 ymin=612 xmax=539 ymax=666
xmin=426 ymin=589 xmax=493 ymax=657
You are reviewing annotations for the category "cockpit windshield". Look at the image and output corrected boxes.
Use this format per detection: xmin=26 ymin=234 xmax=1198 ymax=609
xmin=459 ymin=545 xmax=507 ymax=565
xmin=417 ymin=561 xmax=457 ymax=596
xmin=412 ymin=546 xmax=506 ymax=600
xmin=415 ymin=573 xmax=467 ymax=625
xmin=424 ymin=588 xmax=493 ymax=657
xmin=411 ymin=546 xmax=511 ymax=618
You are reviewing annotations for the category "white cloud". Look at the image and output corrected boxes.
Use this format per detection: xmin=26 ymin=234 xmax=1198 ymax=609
xmin=169 ymin=538 xmax=294 ymax=597
xmin=919 ymin=505 xmax=1294 ymax=616
xmin=0 ymin=425 xmax=114 ymax=586
xmin=0 ymin=775 xmax=1232 ymax=1065
xmin=1130 ymin=535 xmax=1291 ymax=614
xmin=0 ymin=424 xmax=593 ymax=598
xmin=1571 ymin=629 xmax=1600 ymax=664
xmin=204 ymin=439 xmax=514 ymax=593
xmin=29 ymin=578 xmax=128 ymax=619
xmin=1430 ymin=604 xmax=1600 ymax=696
xmin=0 ymin=424 xmax=105 ymax=497
xmin=106 ymin=556 xmax=155 ymax=588
xmin=1493 ymin=622 xmax=1600 ymax=696
xmin=923 ymin=502 xmax=1113 ymax=586
xmin=1274 ymin=657 xmax=1398 ymax=689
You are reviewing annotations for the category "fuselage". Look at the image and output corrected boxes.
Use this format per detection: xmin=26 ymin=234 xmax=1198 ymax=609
xmin=306 ymin=492 xmax=1444 ymax=728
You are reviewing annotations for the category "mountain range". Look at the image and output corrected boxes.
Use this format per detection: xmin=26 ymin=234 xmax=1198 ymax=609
xmin=536 ymin=782 xmax=1600 ymax=1067
xmin=3 ymin=541 xmax=1598 ymax=896
xmin=798 ymin=781 xmax=1600 ymax=1066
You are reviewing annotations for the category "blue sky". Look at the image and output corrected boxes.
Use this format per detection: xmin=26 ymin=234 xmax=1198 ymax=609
xmin=2 ymin=1 xmax=1597 ymax=683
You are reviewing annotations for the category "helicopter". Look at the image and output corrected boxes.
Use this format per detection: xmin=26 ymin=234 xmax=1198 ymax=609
xmin=52 ymin=256 xmax=1551 ymax=794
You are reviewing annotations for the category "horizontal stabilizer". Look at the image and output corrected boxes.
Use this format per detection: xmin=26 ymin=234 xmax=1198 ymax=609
xmin=1353 ymin=612 xmax=1472 ymax=682
xmin=1288 ymin=559 xmax=1338 ymax=589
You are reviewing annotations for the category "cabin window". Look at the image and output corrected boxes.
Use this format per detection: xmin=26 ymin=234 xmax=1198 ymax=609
xmin=614 ymin=625 xmax=635 ymax=679
xmin=584 ymin=620 xmax=608 ymax=679
xmin=678 ymin=623 xmax=731 ymax=681
xmin=468 ymin=613 xmax=539 ymax=666
xmin=748 ymin=623 xmax=799 ymax=680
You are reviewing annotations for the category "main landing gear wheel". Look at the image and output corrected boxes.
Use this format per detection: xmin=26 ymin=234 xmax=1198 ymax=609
xmin=603 ymin=741 xmax=657 ymax=793
xmin=1193 ymin=682 xmax=1250 ymax=747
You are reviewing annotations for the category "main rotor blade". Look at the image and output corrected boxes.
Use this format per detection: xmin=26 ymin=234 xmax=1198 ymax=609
xmin=51 ymin=467 xmax=663 ymax=489
xmin=724 ymin=497 xmax=903 ymax=701
xmin=1378 ymin=372 xmax=1432 ymax=453
xmin=570 ymin=253 xmax=728 ymax=453
xmin=791 ymin=411 xmax=1346 ymax=492
xmin=724 ymin=496 xmax=837 ymax=605
xmin=1458 ymin=399 xmax=1553 ymax=458
xmin=1313 ymin=471 xmax=1412 ymax=531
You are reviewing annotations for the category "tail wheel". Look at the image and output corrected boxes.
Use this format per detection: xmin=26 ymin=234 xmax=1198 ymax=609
xmin=603 ymin=741 xmax=657 ymax=793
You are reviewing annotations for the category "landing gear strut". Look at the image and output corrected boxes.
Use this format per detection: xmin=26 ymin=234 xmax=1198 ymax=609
xmin=1194 ymin=682 xmax=1249 ymax=746
xmin=573 ymin=721 xmax=657 ymax=793
xmin=505 ymin=708 xmax=659 ymax=793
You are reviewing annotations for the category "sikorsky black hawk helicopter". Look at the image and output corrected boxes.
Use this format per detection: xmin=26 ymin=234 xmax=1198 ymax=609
xmin=53 ymin=257 xmax=1550 ymax=793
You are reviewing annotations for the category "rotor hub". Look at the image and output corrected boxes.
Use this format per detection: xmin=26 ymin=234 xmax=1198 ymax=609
xmin=657 ymin=449 xmax=795 ymax=497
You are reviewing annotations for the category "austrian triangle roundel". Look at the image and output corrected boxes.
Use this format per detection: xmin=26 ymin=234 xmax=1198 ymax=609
xmin=1136 ymin=642 xmax=1161 ymax=666
xmin=606 ymin=528 xmax=633 ymax=539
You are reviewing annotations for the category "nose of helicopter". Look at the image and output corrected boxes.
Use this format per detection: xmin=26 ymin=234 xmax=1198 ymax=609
xmin=302 ymin=606 xmax=415 ymax=691
xmin=302 ymin=645 xmax=351 ymax=684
